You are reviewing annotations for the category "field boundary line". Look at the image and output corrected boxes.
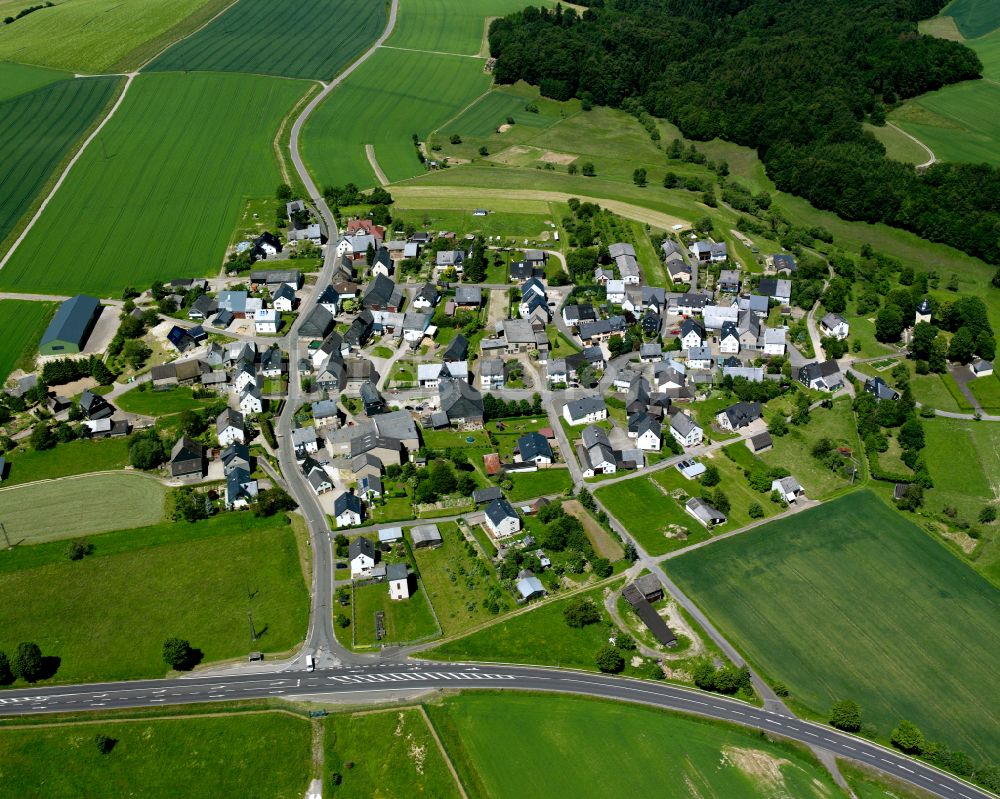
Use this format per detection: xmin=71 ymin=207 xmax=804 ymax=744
xmin=0 ymin=707 xmax=306 ymax=730
xmin=365 ymin=144 xmax=390 ymax=186
xmin=0 ymin=72 xmax=137 ymax=274
xmin=0 ymin=469 xmax=167 ymax=494
xmin=427 ymin=86 xmax=495 ymax=142
xmin=274 ymin=83 xmax=323 ymax=189
xmin=418 ymin=706 xmax=470 ymax=799
xmin=134 ymin=0 xmax=244 ymax=72
xmin=379 ymin=45 xmax=485 ymax=59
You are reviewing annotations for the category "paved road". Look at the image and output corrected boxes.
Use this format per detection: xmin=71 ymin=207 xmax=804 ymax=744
xmin=0 ymin=665 xmax=989 ymax=799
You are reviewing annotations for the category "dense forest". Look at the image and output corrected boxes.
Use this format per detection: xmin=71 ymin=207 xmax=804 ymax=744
xmin=489 ymin=0 xmax=1000 ymax=265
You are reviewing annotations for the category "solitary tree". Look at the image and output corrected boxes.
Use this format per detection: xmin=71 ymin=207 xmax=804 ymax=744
xmin=891 ymin=720 xmax=925 ymax=754
xmin=829 ymin=699 xmax=862 ymax=732
xmin=12 ymin=642 xmax=43 ymax=683
xmin=595 ymin=644 xmax=625 ymax=673
xmin=163 ymin=638 xmax=195 ymax=671
xmin=275 ymin=183 xmax=293 ymax=201
xmin=633 ymin=168 xmax=647 ymax=187
xmin=94 ymin=734 xmax=117 ymax=754
xmin=0 ymin=651 xmax=13 ymax=685
xmin=701 ymin=464 xmax=720 ymax=487
xmin=563 ymin=598 xmax=601 ymax=628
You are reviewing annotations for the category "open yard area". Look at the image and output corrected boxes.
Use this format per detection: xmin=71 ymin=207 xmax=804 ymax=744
xmin=0 ymin=0 xmax=228 ymax=73
xmin=0 ymin=513 xmax=309 ymax=683
xmin=968 ymin=373 xmax=1000 ymax=411
xmin=506 ymin=468 xmax=572 ymax=502
xmin=0 ymin=710 xmax=311 ymax=799
xmin=412 ymin=522 xmax=511 ymax=637
xmin=427 ymin=693 xmax=846 ymax=799
xmin=0 ymin=472 xmax=167 ymax=544
xmin=0 ymin=75 xmax=120 ymax=250
xmin=0 ymin=438 xmax=131 ymax=486
xmin=669 ymin=491 xmax=1000 ymax=762
xmin=302 ymin=47 xmax=492 ymax=188
xmin=148 ymin=0 xmax=386 ymax=80
xmin=0 ymin=72 xmax=309 ymax=295
xmin=351 ymin=578 xmax=439 ymax=647
xmin=0 ymin=300 xmax=55 ymax=382
xmin=325 ymin=708 xmax=462 ymax=798
xmin=424 ymin=583 xmax=618 ymax=671
xmin=117 ymin=386 xmax=221 ymax=416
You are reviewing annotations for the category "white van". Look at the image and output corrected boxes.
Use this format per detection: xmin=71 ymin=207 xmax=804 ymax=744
xmin=305 ymin=655 xmax=315 ymax=672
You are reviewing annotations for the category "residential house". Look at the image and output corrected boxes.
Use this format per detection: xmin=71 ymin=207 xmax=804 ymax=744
xmin=441 ymin=333 xmax=469 ymax=363
xmin=594 ymin=267 xmax=614 ymax=284
xmin=79 ymin=389 xmax=113 ymax=420
xmin=439 ymin=376 xmax=484 ymax=427
xmin=865 ymin=376 xmax=900 ymax=401
xmin=249 ymin=269 xmax=303 ymax=291
xmin=410 ymin=524 xmax=443 ymax=549
xmin=772 ymin=476 xmax=805 ymax=503
xmin=820 ymin=312 xmax=850 ymax=340
xmin=757 ymin=278 xmax=792 ymax=306
xmin=501 ymin=318 xmax=548 ymax=354
xmin=169 ymin=437 xmax=205 ymax=478
xmin=762 ymin=327 xmax=786 ymax=356
xmin=972 ymin=359 xmax=993 ymax=377
xmin=344 ymin=311 xmax=374 ymax=351
xmin=669 ymin=411 xmax=703 ymax=448
xmin=312 ymin=399 xmax=342 ymax=428
xmin=484 ymin=498 xmax=521 ymax=539
xmin=216 ymin=408 xmax=245 ymax=446
xmin=418 ymin=361 xmax=468 ymax=388
xmin=345 ymin=219 xmax=385 ymax=239
xmin=606 ymin=279 xmax=626 ymax=305
xmin=358 ymin=474 xmax=383 ymax=500
xmin=387 ymin=563 xmax=411 ymax=600
xmin=402 ymin=311 xmax=432 ymax=346
xmin=628 ymin=412 xmax=662 ymax=451
xmin=360 ymin=381 xmax=385 ymax=416
xmin=271 ymin=284 xmax=296 ymax=312
xmin=610 ymin=242 xmax=641 ymax=284
xmin=765 ymin=254 xmax=797 ymax=275
xmin=454 ymin=285 xmax=482 ymax=308
xmin=667 ymin=260 xmax=692 ymax=284
xmin=562 ymin=303 xmax=597 ymax=329
xmin=255 ymin=308 xmax=281 ymax=334
xmin=349 ymin=536 xmax=376 ymax=574
xmin=716 ymin=401 xmax=763 ymax=431
xmin=517 ymin=432 xmax=553 ymax=465
xmin=373 ymin=409 xmax=419 ymax=454
xmin=719 ymin=320 xmax=740 ymax=354
xmin=798 ymin=360 xmax=843 ymax=392
xmin=298 ymin=305 xmax=335 ymax=340
xmin=680 ymin=318 xmax=705 ymax=350
xmin=738 ymin=293 xmax=770 ymax=318
xmin=362 ymin=275 xmax=403 ymax=312
xmin=640 ymin=342 xmax=662 ymax=363
xmin=516 ymin=573 xmax=546 ymax=601
xmin=187 ymin=294 xmax=217 ymax=321
xmin=668 ymin=293 xmax=710 ymax=316
xmin=479 ymin=358 xmax=507 ymax=390
xmin=563 ymin=396 xmax=607 ymax=426
xmin=225 ymin=467 xmax=258 ymax=510
xmin=251 ymin=231 xmax=282 ymax=260
xmin=685 ymin=496 xmax=727 ymax=527
xmin=239 ymin=378 xmax=264 ymax=415
xmin=472 ymin=486 xmax=503 ymax=505
xmin=317 ymin=284 xmax=340 ymax=315
xmin=435 ymin=249 xmax=465 ymax=273
xmin=689 ymin=240 xmax=727 ymax=263
xmin=336 ymin=233 xmax=377 ymax=261
xmin=702 ymin=303 xmax=739 ymax=331
xmin=718 ymin=269 xmax=741 ymax=293
xmin=685 ymin=346 xmax=713 ymax=370
xmin=260 ymin=346 xmax=284 ymax=378
xmin=166 ymin=325 xmax=195 ymax=352
xmin=370 ymin=246 xmax=392 ymax=278
xmin=221 ymin=443 xmax=251 ymax=475
xmin=292 ymin=426 xmax=319 ymax=456
xmin=413 ymin=283 xmax=439 ymax=310
xmin=578 ymin=425 xmax=616 ymax=477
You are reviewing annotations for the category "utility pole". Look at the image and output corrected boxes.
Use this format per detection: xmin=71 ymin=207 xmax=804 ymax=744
xmin=0 ymin=521 xmax=10 ymax=550
xmin=248 ymin=610 xmax=258 ymax=643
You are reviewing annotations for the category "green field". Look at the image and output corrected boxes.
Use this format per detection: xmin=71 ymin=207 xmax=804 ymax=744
xmin=148 ymin=0 xmax=386 ymax=80
xmin=352 ymin=578 xmax=439 ymax=646
xmin=428 ymin=693 xmax=844 ymax=799
xmin=446 ymin=87 xmax=569 ymax=137
xmin=506 ymin=468 xmax=572 ymax=502
xmin=0 ymin=62 xmax=67 ymax=102
xmin=117 ymin=386 xmax=221 ymax=416
xmin=969 ymin=26 xmax=1000 ymax=81
xmin=596 ymin=475 xmax=708 ymax=557
xmin=0 ymin=76 xmax=120 ymax=249
xmin=863 ymin=122 xmax=930 ymax=164
xmin=968 ymin=373 xmax=1000 ymax=411
xmin=0 ymin=0 xmax=225 ymax=73
xmin=669 ymin=491 xmax=1000 ymax=761
xmin=0 ymin=72 xmax=309 ymax=295
xmin=890 ymin=80 xmax=1000 ymax=166
xmin=0 ymin=472 xmax=167 ymax=544
xmin=425 ymin=583 xmax=616 ymax=670
xmin=411 ymin=522 xmax=510 ymax=636
xmin=0 ymin=300 xmax=55 ymax=382
xmin=325 ymin=709 xmax=462 ymax=797
xmin=0 ymin=513 xmax=308 ymax=683
xmin=302 ymin=48 xmax=492 ymax=188
xmin=0 ymin=711 xmax=311 ymax=798
xmin=939 ymin=0 xmax=1000 ymax=38
xmin=0 ymin=438 xmax=131 ymax=486
xmin=387 ymin=0 xmax=550 ymax=55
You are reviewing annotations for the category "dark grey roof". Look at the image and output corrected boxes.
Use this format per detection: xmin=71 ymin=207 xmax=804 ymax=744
xmin=680 ymin=317 xmax=705 ymax=338
xmin=386 ymin=562 xmax=408 ymax=581
xmin=441 ymin=333 xmax=469 ymax=362
xmin=439 ymin=377 xmax=483 ymax=420
xmin=722 ymin=401 xmax=762 ymax=429
xmin=349 ymin=535 xmax=374 ymax=559
xmin=517 ymin=432 xmax=552 ymax=462
xmin=565 ymin=396 xmax=606 ymax=420
xmin=299 ymin=305 xmax=335 ymax=338
xmin=485 ymin=497 xmax=517 ymax=526
xmin=473 ymin=486 xmax=503 ymax=504
xmin=41 ymin=294 xmax=99 ymax=348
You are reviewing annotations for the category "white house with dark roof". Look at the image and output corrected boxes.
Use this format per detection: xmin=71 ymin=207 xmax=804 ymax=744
xmin=771 ymin=476 xmax=804 ymax=503
xmin=685 ymin=496 xmax=726 ymax=527
xmin=216 ymin=408 xmax=245 ymax=447
xmin=387 ymin=563 xmax=411 ymax=600
xmin=349 ymin=536 xmax=376 ymax=575
xmin=715 ymin=401 xmax=762 ymax=431
xmin=484 ymin=498 xmax=521 ymax=539
xmin=562 ymin=396 xmax=607 ymax=426
xmin=820 ymin=312 xmax=850 ymax=340
xmin=669 ymin=411 xmax=703 ymax=448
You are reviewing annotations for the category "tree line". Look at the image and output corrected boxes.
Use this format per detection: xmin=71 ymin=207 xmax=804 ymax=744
xmin=488 ymin=1 xmax=1000 ymax=266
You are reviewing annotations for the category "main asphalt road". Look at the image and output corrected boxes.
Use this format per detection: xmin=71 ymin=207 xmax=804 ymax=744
xmin=0 ymin=664 xmax=990 ymax=799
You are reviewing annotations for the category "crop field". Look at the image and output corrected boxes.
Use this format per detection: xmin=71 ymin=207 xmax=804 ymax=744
xmin=0 ymin=438 xmax=131 ymax=486
xmin=890 ymin=80 xmax=1000 ymax=166
xmin=0 ymin=72 xmax=309 ymax=295
xmin=0 ymin=711 xmax=311 ymax=798
xmin=387 ymin=0 xmax=552 ymax=55
xmin=970 ymin=27 xmax=1000 ymax=80
xmin=325 ymin=709 xmax=462 ymax=798
xmin=0 ymin=300 xmax=54 ymax=382
xmin=446 ymin=88 xmax=568 ymax=138
xmin=428 ymin=693 xmax=844 ymax=799
xmin=0 ymin=62 xmax=67 ymax=102
xmin=302 ymin=48 xmax=492 ymax=188
xmin=0 ymin=0 xmax=225 ymax=73
xmin=939 ymin=0 xmax=1000 ymax=38
xmin=0 ymin=75 xmax=120 ymax=249
xmin=148 ymin=0 xmax=386 ymax=80
xmin=0 ymin=513 xmax=309 ymax=683
xmin=0 ymin=472 xmax=167 ymax=544
xmin=669 ymin=491 xmax=1000 ymax=761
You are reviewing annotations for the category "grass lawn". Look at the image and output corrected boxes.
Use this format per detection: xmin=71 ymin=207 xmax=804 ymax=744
xmin=325 ymin=708 xmax=462 ymax=797
xmin=302 ymin=48 xmax=492 ymax=188
xmin=968 ymin=373 xmax=1000 ymax=411
xmin=148 ymin=0 xmax=386 ymax=80
xmin=1 ymin=438 xmax=131 ymax=485
xmin=369 ymin=494 xmax=415 ymax=523
xmin=0 ymin=513 xmax=309 ymax=683
xmin=0 ymin=472 xmax=166 ymax=544
xmin=424 ymin=582 xmax=619 ymax=670
xmin=563 ymin=499 xmax=624 ymax=560
xmin=428 ymin=693 xmax=847 ymax=799
xmin=0 ymin=300 xmax=55 ymax=382
xmin=352 ymin=578 xmax=439 ymax=647
xmin=412 ymin=523 xmax=511 ymax=638
xmin=0 ymin=76 xmax=120 ymax=250
xmin=597 ymin=475 xmax=709 ymax=557
xmin=421 ymin=425 xmax=492 ymax=454
xmin=116 ymin=386 xmax=220 ymax=415
xmin=0 ymin=711 xmax=311 ymax=799
xmin=862 ymin=122 xmax=930 ymax=165
xmin=0 ymin=0 xmax=229 ymax=72
xmin=371 ymin=345 xmax=395 ymax=358
xmin=393 ymin=204 xmax=557 ymax=240
xmin=669 ymin=491 xmax=1000 ymax=762
xmin=506 ymin=468 xmax=572 ymax=502
xmin=0 ymin=72 xmax=309 ymax=295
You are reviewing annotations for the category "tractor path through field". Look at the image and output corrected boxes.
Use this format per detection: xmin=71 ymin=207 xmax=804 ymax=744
xmin=886 ymin=121 xmax=936 ymax=169
xmin=379 ymin=44 xmax=486 ymax=59
xmin=366 ymin=144 xmax=390 ymax=186
xmin=0 ymin=73 xmax=135 ymax=273
xmin=391 ymin=185 xmax=689 ymax=230
xmin=0 ymin=469 xmax=168 ymax=495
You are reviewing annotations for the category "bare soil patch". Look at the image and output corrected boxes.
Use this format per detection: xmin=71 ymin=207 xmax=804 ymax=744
xmin=564 ymin=499 xmax=624 ymax=559
xmin=538 ymin=150 xmax=576 ymax=165
xmin=497 ymin=123 xmax=512 ymax=133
